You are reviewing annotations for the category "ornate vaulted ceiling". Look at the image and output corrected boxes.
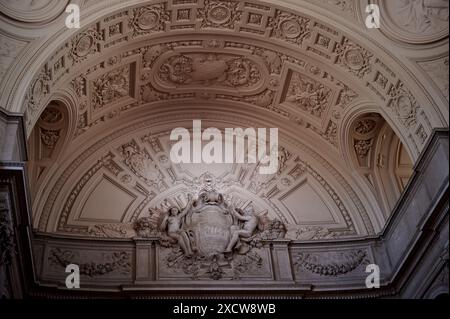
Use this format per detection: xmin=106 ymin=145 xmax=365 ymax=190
xmin=0 ymin=0 xmax=448 ymax=242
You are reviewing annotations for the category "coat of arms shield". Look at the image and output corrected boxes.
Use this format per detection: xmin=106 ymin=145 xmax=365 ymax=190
xmin=186 ymin=204 xmax=233 ymax=257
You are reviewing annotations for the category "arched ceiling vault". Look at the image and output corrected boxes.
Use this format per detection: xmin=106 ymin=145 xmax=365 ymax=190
xmin=31 ymin=106 xmax=380 ymax=239
xmin=0 ymin=0 xmax=448 ymax=241
xmin=0 ymin=0 xmax=447 ymax=156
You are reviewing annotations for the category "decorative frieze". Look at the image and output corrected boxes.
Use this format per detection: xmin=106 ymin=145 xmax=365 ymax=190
xmin=293 ymin=249 xmax=369 ymax=277
xmin=48 ymin=248 xmax=131 ymax=276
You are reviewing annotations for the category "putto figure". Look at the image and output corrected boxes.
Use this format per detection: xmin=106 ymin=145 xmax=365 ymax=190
xmin=160 ymin=195 xmax=196 ymax=256
xmin=225 ymin=206 xmax=259 ymax=253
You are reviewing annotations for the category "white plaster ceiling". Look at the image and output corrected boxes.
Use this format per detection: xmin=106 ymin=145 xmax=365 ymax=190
xmin=0 ymin=0 xmax=447 ymax=240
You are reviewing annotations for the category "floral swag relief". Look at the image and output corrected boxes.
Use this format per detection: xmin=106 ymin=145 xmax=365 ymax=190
xmin=133 ymin=189 xmax=286 ymax=280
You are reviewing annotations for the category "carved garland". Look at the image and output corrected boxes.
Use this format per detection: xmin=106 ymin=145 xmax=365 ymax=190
xmin=48 ymin=248 xmax=131 ymax=276
xmin=293 ymin=249 xmax=368 ymax=276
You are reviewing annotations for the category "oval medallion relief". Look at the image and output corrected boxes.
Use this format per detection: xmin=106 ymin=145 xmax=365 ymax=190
xmin=151 ymin=49 xmax=268 ymax=95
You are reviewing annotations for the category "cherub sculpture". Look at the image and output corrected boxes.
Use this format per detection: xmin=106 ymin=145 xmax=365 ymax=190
xmin=159 ymin=195 xmax=196 ymax=256
xmin=224 ymin=205 xmax=260 ymax=253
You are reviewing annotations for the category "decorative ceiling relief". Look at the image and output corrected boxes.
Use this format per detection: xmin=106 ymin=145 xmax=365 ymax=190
xmin=38 ymin=125 xmax=371 ymax=239
xmin=1 ymin=0 xmax=447 ymax=294
xmin=282 ymin=71 xmax=333 ymax=120
xmin=142 ymin=189 xmax=282 ymax=280
xmin=68 ymin=28 xmax=102 ymax=65
xmin=382 ymin=0 xmax=449 ymax=43
xmin=154 ymin=52 xmax=264 ymax=91
xmin=64 ymin=37 xmax=358 ymax=150
xmin=26 ymin=65 xmax=52 ymax=116
xmin=387 ymin=81 xmax=420 ymax=129
xmin=15 ymin=0 xmax=444 ymax=248
xmin=268 ymin=10 xmax=312 ymax=45
xmin=27 ymin=101 xmax=68 ymax=187
xmin=91 ymin=64 xmax=132 ymax=111
xmin=334 ymin=38 xmax=373 ymax=79
xmin=118 ymin=140 xmax=166 ymax=191
xmin=199 ymin=0 xmax=243 ymax=30
xmin=350 ymin=114 xmax=384 ymax=169
xmin=19 ymin=0 xmax=436 ymax=157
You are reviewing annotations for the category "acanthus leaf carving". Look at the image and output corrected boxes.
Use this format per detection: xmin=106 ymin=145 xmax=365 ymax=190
xmin=91 ymin=64 xmax=131 ymax=111
xmin=40 ymin=128 xmax=60 ymax=148
xmin=284 ymin=72 xmax=332 ymax=118
xmin=354 ymin=139 xmax=373 ymax=158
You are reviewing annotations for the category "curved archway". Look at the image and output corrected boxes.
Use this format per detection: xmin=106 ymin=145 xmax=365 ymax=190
xmin=30 ymin=104 xmax=380 ymax=238
xmin=27 ymin=100 xmax=70 ymax=197
xmin=345 ymin=112 xmax=413 ymax=217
